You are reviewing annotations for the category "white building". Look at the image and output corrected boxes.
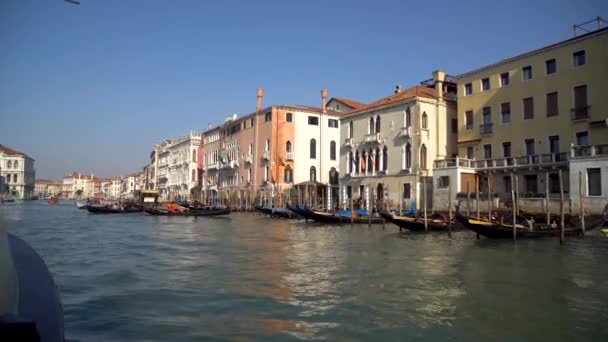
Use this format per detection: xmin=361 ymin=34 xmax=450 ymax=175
xmin=62 ymin=172 xmax=98 ymax=199
xmin=0 ymin=144 xmax=35 ymax=199
xmin=121 ymin=173 xmax=141 ymax=199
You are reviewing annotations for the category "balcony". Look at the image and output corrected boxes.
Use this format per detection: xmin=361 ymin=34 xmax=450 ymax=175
xmin=363 ymin=132 xmax=381 ymax=144
xmin=285 ymin=152 xmax=294 ymax=161
xmin=222 ymin=160 xmax=238 ymax=169
xmin=571 ymin=144 xmax=608 ymax=158
xmin=205 ymin=162 xmax=219 ymax=170
xmin=262 ymin=150 xmax=270 ymax=160
xmin=433 ymin=153 xmax=570 ymax=170
xmin=480 ymin=123 xmax=493 ymax=135
xmin=344 ymin=137 xmax=354 ymax=147
xmin=245 ymin=153 xmax=253 ymax=164
xmin=400 ymin=126 xmax=413 ymax=138
xmin=571 ymin=105 xmax=590 ymax=120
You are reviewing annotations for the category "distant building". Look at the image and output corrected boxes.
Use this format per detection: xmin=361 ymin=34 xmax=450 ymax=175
xmin=62 ymin=172 xmax=102 ymax=199
xmin=34 ymin=179 xmax=53 ymax=197
xmin=0 ymin=144 xmax=36 ymax=199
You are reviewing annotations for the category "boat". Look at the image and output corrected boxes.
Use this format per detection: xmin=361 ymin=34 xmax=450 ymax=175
xmin=47 ymin=198 xmax=59 ymax=205
xmin=455 ymin=211 xmax=606 ymax=239
xmin=2 ymin=198 xmax=15 ymax=203
xmin=378 ymin=210 xmax=454 ymax=232
xmin=86 ymin=205 xmax=143 ymax=214
xmin=144 ymin=206 xmax=230 ymax=216
xmin=2 ymin=229 xmax=65 ymax=341
xmin=75 ymin=200 xmax=88 ymax=209
xmin=254 ymin=205 xmax=299 ymax=218
xmin=288 ymin=206 xmax=384 ymax=224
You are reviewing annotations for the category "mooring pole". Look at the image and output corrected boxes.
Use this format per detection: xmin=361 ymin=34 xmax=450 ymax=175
xmin=511 ymin=172 xmax=516 ymax=241
xmin=579 ymin=171 xmax=585 ymax=236
xmin=559 ymin=169 xmax=565 ymax=245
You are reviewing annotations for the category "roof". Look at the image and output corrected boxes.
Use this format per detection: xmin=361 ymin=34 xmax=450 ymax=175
xmin=457 ymin=26 xmax=608 ymax=79
xmin=343 ymin=86 xmax=438 ymax=116
xmin=329 ymin=97 xmax=367 ymax=110
xmin=35 ymin=179 xmax=54 ymax=183
xmin=0 ymin=144 xmax=31 ymax=159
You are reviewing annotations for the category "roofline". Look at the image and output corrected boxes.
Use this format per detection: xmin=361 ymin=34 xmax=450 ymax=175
xmin=456 ymin=27 xmax=608 ymax=79
xmin=340 ymin=94 xmax=443 ymax=120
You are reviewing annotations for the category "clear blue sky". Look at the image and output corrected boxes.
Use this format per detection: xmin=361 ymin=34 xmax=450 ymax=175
xmin=1 ymin=0 xmax=606 ymax=180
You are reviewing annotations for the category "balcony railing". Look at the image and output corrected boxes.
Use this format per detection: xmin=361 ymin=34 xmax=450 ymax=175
xmin=205 ymin=162 xmax=219 ymax=170
xmin=480 ymin=123 xmax=493 ymax=135
xmin=571 ymin=105 xmax=590 ymax=120
xmin=262 ymin=150 xmax=270 ymax=160
xmin=344 ymin=137 xmax=354 ymax=147
xmin=221 ymin=160 xmax=238 ymax=169
xmin=400 ymin=126 xmax=412 ymax=138
xmin=285 ymin=152 xmax=294 ymax=161
xmin=363 ymin=132 xmax=381 ymax=144
xmin=433 ymin=152 xmax=570 ymax=170
xmin=571 ymin=144 xmax=608 ymax=158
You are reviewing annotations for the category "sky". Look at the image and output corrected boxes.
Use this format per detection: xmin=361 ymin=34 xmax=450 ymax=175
xmin=1 ymin=0 xmax=606 ymax=180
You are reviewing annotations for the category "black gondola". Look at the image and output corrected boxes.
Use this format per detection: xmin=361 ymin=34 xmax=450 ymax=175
xmin=378 ymin=210 xmax=453 ymax=232
xmin=289 ymin=206 xmax=384 ymax=224
xmin=455 ymin=211 xmax=606 ymax=239
xmin=255 ymin=205 xmax=298 ymax=218
xmin=144 ymin=207 xmax=230 ymax=216
xmin=86 ymin=205 xmax=143 ymax=214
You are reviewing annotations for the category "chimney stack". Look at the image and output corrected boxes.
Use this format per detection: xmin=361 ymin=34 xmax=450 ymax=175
xmin=432 ymin=70 xmax=446 ymax=99
xmin=256 ymin=88 xmax=264 ymax=112
xmin=395 ymin=85 xmax=402 ymax=93
xmin=321 ymin=89 xmax=328 ymax=114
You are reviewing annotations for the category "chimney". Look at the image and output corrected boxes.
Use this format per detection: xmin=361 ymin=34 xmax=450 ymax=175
xmin=394 ymin=85 xmax=402 ymax=93
xmin=432 ymin=70 xmax=446 ymax=98
xmin=256 ymin=88 xmax=264 ymax=112
xmin=321 ymin=89 xmax=328 ymax=114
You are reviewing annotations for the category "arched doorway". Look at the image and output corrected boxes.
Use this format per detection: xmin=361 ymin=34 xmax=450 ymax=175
xmin=377 ymin=183 xmax=384 ymax=200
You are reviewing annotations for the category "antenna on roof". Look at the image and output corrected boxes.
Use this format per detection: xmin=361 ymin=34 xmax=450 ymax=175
xmin=573 ymin=16 xmax=607 ymax=36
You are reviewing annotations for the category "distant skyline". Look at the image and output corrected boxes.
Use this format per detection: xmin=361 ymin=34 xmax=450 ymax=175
xmin=1 ymin=0 xmax=606 ymax=179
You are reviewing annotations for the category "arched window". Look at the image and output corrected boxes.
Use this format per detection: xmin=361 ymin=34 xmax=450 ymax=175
xmin=7 ymin=161 xmax=11 ymax=169
xmin=369 ymin=116 xmax=375 ymax=133
xmin=355 ymin=150 xmax=359 ymax=173
xmin=310 ymin=139 xmax=316 ymax=159
xmin=375 ymin=147 xmax=380 ymax=171
xmin=405 ymin=107 xmax=411 ymax=127
xmin=329 ymin=167 xmax=338 ymax=185
xmin=192 ymin=149 xmax=197 ymax=162
xmin=14 ymin=174 xmax=18 ymax=183
xmin=362 ymin=151 xmax=367 ymax=173
xmin=13 ymin=161 xmax=18 ymax=169
xmin=330 ymin=141 xmax=336 ymax=160
xmin=382 ymin=146 xmax=388 ymax=171
xmin=286 ymin=140 xmax=292 ymax=153
xmin=406 ymin=143 xmax=412 ymax=169
xmin=284 ymin=166 xmax=293 ymax=183
xmin=348 ymin=151 xmax=354 ymax=173
xmin=420 ymin=144 xmax=427 ymax=169
xmin=310 ymin=166 xmax=316 ymax=182
xmin=421 ymin=112 xmax=428 ymax=129
xmin=376 ymin=115 xmax=381 ymax=133
xmin=192 ymin=169 xmax=196 ymax=182
xmin=348 ymin=121 xmax=354 ymax=138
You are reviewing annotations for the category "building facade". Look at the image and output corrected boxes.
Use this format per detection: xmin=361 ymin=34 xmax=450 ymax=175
xmin=0 ymin=144 xmax=36 ymax=199
xmin=339 ymin=71 xmax=457 ymax=211
xmin=432 ymin=27 xmax=608 ymax=213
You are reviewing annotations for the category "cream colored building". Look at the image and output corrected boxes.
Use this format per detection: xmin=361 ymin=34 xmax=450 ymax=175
xmin=339 ymin=71 xmax=457 ymax=211
xmin=432 ymin=27 xmax=608 ymax=213
xmin=0 ymin=144 xmax=35 ymax=199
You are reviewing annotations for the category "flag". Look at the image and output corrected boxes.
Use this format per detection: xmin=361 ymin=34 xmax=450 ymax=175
xmin=360 ymin=156 xmax=366 ymax=170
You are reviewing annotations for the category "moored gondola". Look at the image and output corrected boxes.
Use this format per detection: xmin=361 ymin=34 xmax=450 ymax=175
xmin=378 ymin=210 xmax=453 ymax=231
xmin=144 ymin=206 xmax=230 ymax=216
xmin=455 ymin=211 xmax=606 ymax=239
xmin=255 ymin=205 xmax=298 ymax=218
xmin=291 ymin=206 xmax=384 ymax=224
xmin=86 ymin=205 xmax=143 ymax=214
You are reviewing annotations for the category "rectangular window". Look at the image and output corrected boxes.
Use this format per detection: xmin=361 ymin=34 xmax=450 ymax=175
xmin=525 ymin=175 xmax=538 ymax=193
xmin=502 ymin=142 xmax=511 ymax=157
xmin=523 ymin=97 xmax=534 ymax=120
xmin=265 ymin=112 xmax=272 ymax=122
xmin=522 ymin=66 xmax=533 ymax=80
xmin=481 ymin=107 xmax=492 ymax=134
xmin=500 ymin=72 xmax=510 ymax=87
xmin=501 ymin=102 xmax=511 ymax=123
xmin=438 ymin=176 xmax=450 ymax=188
xmin=346 ymin=185 xmax=352 ymax=199
xmin=308 ymin=116 xmax=319 ymax=126
xmin=481 ymin=78 xmax=490 ymax=91
xmin=576 ymin=131 xmax=589 ymax=146
xmin=286 ymin=112 xmax=293 ymax=122
xmin=504 ymin=176 xmax=512 ymax=193
xmin=464 ymin=83 xmax=472 ymax=96
xmin=328 ymin=119 xmax=339 ymax=128
xmin=587 ymin=168 xmax=601 ymax=196
xmin=545 ymin=58 xmax=557 ymax=75
xmin=525 ymin=138 xmax=535 ymax=155
xmin=250 ymin=118 xmax=255 ymax=127
xmin=546 ymin=92 xmax=558 ymax=117
xmin=483 ymin=144 xmax=492 ymax=159
xmin=548 ymin=135 xmax=560 ymax=154
xmin=466 ymin=146 xmax=474 ymax=159
xmin=573 ymin=85 xmax=588 ymax=119
xmin=403 ymin=183 xmax=411 ymax=199
xmin=451 ymin=118 xmax=457 ymax=133
xmin=573 ymin=50 xmax=586 ymax=67
xmin=549 ymin=173 xmax=560 ymax=194
xmin=465 ymin=111 xmax=473 ymax=130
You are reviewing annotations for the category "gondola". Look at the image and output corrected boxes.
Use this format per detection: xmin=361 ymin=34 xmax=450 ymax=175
xmin=291 ymin=206 xmax=384 ymax=224
xmin=255 ymin=205 xmax=298 ymax=218
xmin=75 ymin=200 xmax=88 ymax=209
xmin=144 ymin=206 xmax=230 ymax=216
xmin=378 ymin=210 xmax=453 ymax=232
xmin=86 ymin=205 xmax=143 ymax=214
xmin=455 ymin=211 xmax=606 ymax=239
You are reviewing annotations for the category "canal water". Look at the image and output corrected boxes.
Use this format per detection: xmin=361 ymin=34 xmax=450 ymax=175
xmin=2 ymin=201 xmax=607 ymax=341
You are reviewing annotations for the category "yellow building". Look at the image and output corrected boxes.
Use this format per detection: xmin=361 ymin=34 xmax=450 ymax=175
xmin=432 ymin=27 xmax=608 ymax=213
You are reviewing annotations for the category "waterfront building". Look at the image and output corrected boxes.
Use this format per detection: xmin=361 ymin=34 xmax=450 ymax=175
xmin=432 ymin=27 xmax=608 ymax=213
xmin=121 ymin=172 xmax=142 ymax=198
xmin=62 ymin=172 xmax=100 ymax=199
xmin=338 ymin=71 xmax=457 ymax=211
xmin=46 ymin=182 xmax=63 ymax=198
xmin=0 ymin=144 xmax=36 ymax=199
xmin=34 ymin=179 xmax=53 ymax=197
xmin=201 ymin=88 xmax=346 ymax=207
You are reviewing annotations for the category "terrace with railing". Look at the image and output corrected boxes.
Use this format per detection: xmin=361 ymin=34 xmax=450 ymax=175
xmin=434 ymin=152 xmax=570 ymax=170
xmin=571 ymin=144 xmax=608 ymax=158
xmin=363 ymin=132 xmax=382 ymax=144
